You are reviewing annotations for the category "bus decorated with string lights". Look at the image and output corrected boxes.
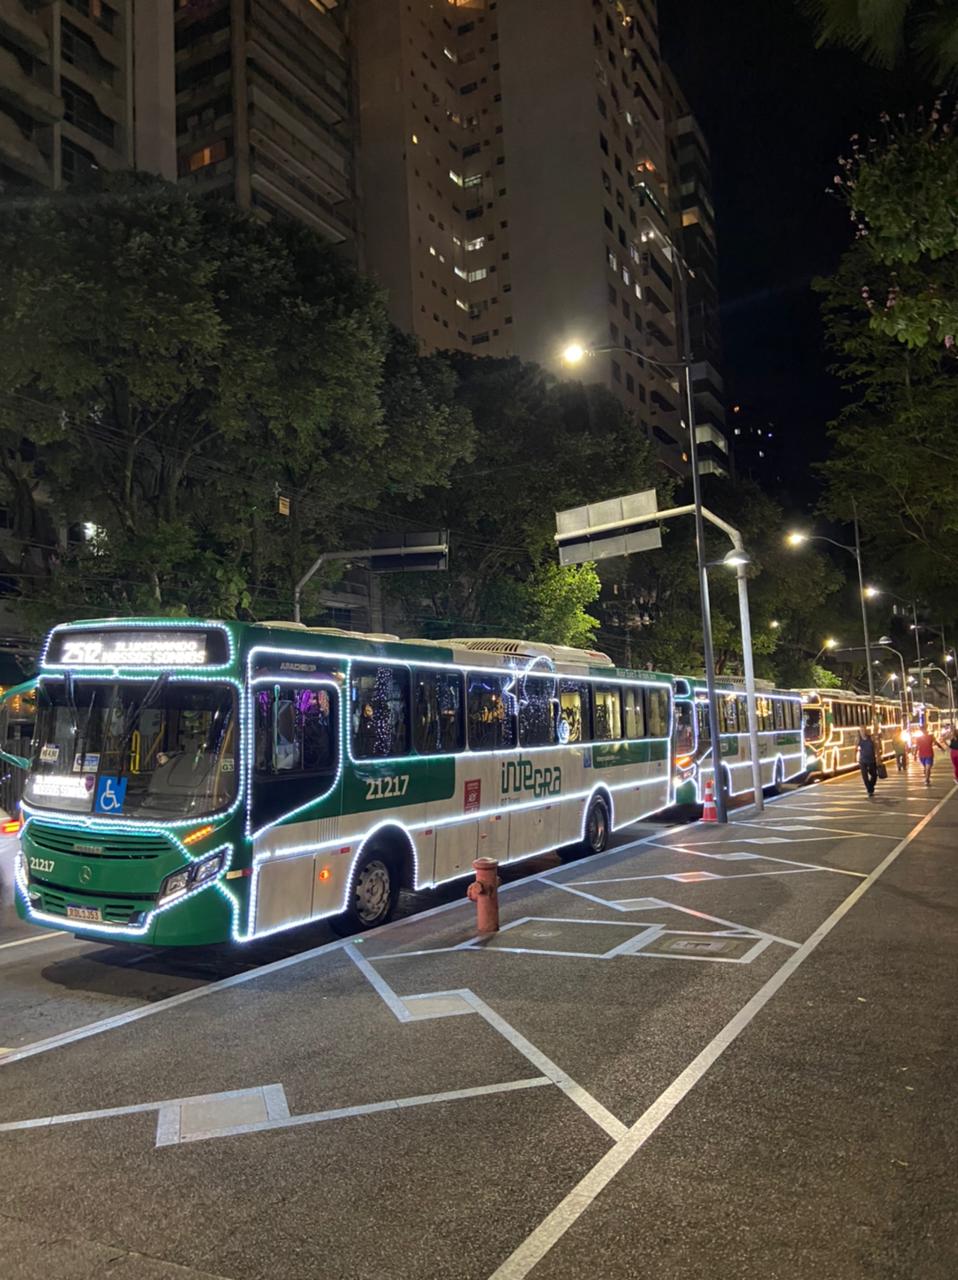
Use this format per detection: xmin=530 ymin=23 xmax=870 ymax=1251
xmin=12 ymin=619 xmax=681 ymax=946
xmin=798 ymin=689 xmax=902 ymax=777
xmin=671 ymin=677 xmax=805 ymax=804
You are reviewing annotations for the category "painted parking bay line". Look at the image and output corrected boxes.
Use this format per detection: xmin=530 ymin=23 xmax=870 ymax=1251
xmin=486 ymin=786 xmax=955 ymax=1280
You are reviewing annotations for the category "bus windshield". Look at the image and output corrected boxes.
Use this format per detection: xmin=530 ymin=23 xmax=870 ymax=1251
xmin=803 ymin=707 xmax=823 ymax=741
xmin=24 ymin=679 xmax=237 ymax=820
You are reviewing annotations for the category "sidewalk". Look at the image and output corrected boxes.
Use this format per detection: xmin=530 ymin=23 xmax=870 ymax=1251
xmin=1 ymin=771 xmax=955 ymax=1280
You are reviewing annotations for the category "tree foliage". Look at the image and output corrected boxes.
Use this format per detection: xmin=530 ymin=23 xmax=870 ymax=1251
xmin=831 ymin=103 xmax=958 ymax=348
xmin=816 ymin=199 xmax=958 ymax=601
xmin=0 ymin=174 xmax=474 ymax=630
xmin=384 ymin=355 xmax=660 ymax=648
xmin=802 ymin=0 xmax=958 ymax=82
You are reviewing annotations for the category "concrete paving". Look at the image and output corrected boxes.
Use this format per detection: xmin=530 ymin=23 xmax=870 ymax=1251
xmin=1 ymin=772 xmax=956 ymax=1279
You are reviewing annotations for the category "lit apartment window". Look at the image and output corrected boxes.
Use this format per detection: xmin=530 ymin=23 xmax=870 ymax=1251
xmin=607 ymin=250 xmax=618 ymax=271
xmin=449 ymin=170 xmax=464 ymax=186
xmin=456 ymin=298 xmax=469 ymax=311
xmin=411 ymin=134 xmax=419 ymax=144
xmin=465 ymin=236 xmax=485 ymax=251
xmin=454 ymin=266 xmax=467 ymax=279
xmin=429 ymin=246 xmax=437 ymax=256
xmin=463 ymin=174 xmax=482 ymax=188
xmin=186 ymin=140 xmax=227 ymax=173
xmin=622 ymin=267 xmax=631 ymax=285
xmin=443 ymin=46 xmax=458 ymax=62
xmin=467 ymin=268 xmax=487 ymax=283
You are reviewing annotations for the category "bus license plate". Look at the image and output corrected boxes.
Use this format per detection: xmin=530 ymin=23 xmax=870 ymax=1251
xmin=66 ymin=905 xmax=102 ymax=923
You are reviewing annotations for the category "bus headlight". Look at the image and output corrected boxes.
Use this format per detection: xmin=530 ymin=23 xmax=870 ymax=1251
xmin=159 ymin=852 xmax=226 ymax=904
xmin=158 ymin=868 xmax=191 ymax=904
xmin=192 ymin=852 xmax=224 ymax=886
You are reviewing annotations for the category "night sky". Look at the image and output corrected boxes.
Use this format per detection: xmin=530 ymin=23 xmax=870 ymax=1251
xmin=660 ymin=0 xmax=926 ymax=510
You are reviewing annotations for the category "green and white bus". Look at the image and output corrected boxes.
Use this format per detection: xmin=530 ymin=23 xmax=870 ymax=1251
xmin=14 ymin=619 xmax=674 ymax=946
xmin=672 ymin=677 xmax=805 ymax=804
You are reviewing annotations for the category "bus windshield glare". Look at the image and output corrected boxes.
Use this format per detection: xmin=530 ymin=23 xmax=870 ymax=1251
xmin=24 ymin=679 xmax=238 ymax=819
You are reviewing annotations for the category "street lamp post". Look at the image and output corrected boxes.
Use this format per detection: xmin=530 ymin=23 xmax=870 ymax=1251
xmin=786 ymin=522 xmax=876 ymax=723
xmin=877 ymin=637 xmax=910 ymax=727
xmin=562 ymin=336 xmax=730 ymax=821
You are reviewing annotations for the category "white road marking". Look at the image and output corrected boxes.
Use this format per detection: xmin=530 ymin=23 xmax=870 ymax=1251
xmin=486 ymin=787 xmax=955 ymax=1280
xmin=0 ymin=825 xmax=670 ymax=1068
xmin=343 ymin=938 xmax=628 ymax=1142
xmin=0 ymin=931 xmax=67 ymax=951
xmin=0 ymin=1077 xmax=552 ymax=1144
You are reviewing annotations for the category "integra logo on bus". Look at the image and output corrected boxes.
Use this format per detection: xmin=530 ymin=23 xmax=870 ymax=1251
xmin=501 ymin=760 xmax=562 ymax=798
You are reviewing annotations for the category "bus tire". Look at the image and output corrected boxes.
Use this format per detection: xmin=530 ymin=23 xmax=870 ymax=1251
xmin=580 ymin=796 xmax=611 ymax=857
xmin=330 ymin=844 xmax=400 ymax=935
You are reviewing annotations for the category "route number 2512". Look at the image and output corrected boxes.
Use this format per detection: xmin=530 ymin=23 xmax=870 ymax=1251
xmin=365 ymin=775 xmax=409 ymax=801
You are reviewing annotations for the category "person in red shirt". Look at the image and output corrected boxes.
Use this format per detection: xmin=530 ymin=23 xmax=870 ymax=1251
xmin=913 ymin=726 xmax=946 ymax=786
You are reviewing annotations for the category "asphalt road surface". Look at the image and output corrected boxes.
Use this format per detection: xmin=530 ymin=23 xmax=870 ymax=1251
xmin=1 ymin=771 xmax=955 ymax=1280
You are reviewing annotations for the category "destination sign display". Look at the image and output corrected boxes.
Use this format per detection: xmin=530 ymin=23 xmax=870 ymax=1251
xmin=46 ymin=629 xmax=227 ymax=668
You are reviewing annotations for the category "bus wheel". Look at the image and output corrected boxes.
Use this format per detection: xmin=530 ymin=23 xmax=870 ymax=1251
xmin=331 ymin=847 xmax=399 ymax=935
xmin=580 ymin=797 xmax=610 ymax=856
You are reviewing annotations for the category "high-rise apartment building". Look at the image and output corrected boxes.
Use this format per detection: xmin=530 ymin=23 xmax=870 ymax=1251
xmin=174 ymin=0 xmax=357 ymax=248
xmin=0 ymin=0 xmax=175 ymax=195
xmin=353 ymin=0 xmax=706 ymax=473
xmin=662 ymin=67 xmax=728 ymax=476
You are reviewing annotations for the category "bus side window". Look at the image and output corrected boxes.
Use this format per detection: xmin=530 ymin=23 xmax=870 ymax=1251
xmin=252 ymin=684 xmax=338 ymax=828
xmin=413 ymin=668 xmax=464 ymax=754
xmin=351 ymin=663 xmax=410 ymax=759
xmin=646 ymin=687 xmax=669 ymax=738
xmin=773 ymin=699 xmax=785 ymax=731
xmin=559 ymin=680 xmax=589 ymax=744
xmin=593 ymin=685 xmax=622 ymax=740
xmin=466 ymin=672 xmax=517 ymax=751
xmin=722 ymin=695 xmax=739 ymax=734
xmin=255 ymin=685 xmax=336 ymax=776
xmin=519 ymin=676 xmax=556 ymax=748
xmin=622 ymin=686 xmax=645 ymax=739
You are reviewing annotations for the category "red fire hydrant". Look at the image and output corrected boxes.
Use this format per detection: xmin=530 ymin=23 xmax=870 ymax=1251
xmin=466 ymin=857 xmax=500 ymax=932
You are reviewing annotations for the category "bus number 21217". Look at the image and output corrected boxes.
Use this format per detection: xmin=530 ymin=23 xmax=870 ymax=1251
xmin=365 ymin=775 xmax=410 ymax=801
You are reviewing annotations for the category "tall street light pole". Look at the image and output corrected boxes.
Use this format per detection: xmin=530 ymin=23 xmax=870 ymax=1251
xmin=877 ymin=637 xmax=909 ymax=727
xmin=561 ymin=336 xmax=728 ymax=820
xmin=786 ymin=525 xmax=876 ymax=723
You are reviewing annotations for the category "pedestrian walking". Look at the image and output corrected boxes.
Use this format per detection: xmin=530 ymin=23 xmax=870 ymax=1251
xmin=857 ymin=727 xmax=879 ymax=797
xmin=893 ymin=728 xmax=909 ymax=772
xmin=949 ymin=728 xmax=958 ymax=783
xmin=913 ymin=725 xmax=946 ymax=786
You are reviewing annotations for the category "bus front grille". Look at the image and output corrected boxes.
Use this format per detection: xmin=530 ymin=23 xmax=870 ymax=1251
xmin=26 ymin=823 xmax=170 ymax=861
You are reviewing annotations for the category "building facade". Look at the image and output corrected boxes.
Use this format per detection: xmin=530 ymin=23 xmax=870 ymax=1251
xmin=0 ymin=0 xmax=175 ymax=195
xmin=174 ymin=0 xmax=357 ymax=248
xmin=353 ymin=0 xmax=718 ymax=474
xmin=662 ymin=66 xmax=727 ymax=476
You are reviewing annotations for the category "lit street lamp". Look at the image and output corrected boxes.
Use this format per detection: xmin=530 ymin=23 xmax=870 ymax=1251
xmin=786 ymin=517 xmax=876 ymax=722
xmin=813 ymin=637 xmax=839 ymax=663
xmin=562 ymin=324 xmax=734 ymax=819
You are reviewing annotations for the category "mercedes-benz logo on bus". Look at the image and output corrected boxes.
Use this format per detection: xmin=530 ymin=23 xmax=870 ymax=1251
xmin=79 ymin=865 xmax=93 ymax=885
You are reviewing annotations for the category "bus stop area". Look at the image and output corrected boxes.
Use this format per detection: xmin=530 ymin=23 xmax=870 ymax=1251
xmin=1 ymin=771 xmax=956 ymax=1280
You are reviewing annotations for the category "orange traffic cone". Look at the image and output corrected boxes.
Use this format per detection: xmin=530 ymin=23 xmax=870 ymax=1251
xmin=701 ymin=777 xmax=718 ymax=823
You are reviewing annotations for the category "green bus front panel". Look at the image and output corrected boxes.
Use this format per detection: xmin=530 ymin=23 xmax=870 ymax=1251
xmin=17 ymin=820 xmax=244 ymax=946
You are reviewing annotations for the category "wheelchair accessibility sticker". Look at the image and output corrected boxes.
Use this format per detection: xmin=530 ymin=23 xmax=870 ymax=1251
xmin=95 ymin=775 xmax=128 ymax=814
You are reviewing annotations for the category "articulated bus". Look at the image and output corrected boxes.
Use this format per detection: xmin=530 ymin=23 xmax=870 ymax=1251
xmin=672 ymin=678 xmax=805 ymax=804
xmin=14 ymin=619 xmax=680 ymax=946
xmin=798 ymin=689 xmax=902 ymax=777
